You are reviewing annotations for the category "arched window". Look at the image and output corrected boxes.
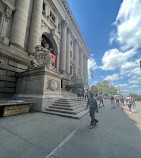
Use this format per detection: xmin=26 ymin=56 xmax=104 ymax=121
xmin=41 ymin=35 xmax=54 ymax=55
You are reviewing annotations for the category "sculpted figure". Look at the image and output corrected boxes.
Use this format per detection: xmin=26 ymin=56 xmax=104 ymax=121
xmin=29 ymin=44 xmax=54 ymax=69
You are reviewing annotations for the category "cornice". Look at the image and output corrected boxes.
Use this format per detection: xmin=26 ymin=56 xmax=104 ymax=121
xmin=60 ymin=0 xmax=90 ymax=55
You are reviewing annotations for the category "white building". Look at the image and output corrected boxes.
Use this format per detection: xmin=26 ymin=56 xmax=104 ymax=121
xmin=0 ymin=0 xmax=90 ymax=98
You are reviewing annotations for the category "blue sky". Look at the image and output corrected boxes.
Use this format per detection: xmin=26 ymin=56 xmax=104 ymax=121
xmin=67 ymin=0 xmax=141 ymax=95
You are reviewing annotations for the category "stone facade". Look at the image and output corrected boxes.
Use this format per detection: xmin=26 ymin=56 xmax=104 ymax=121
xmin=0 ymin=0 xmax=90 ymax=98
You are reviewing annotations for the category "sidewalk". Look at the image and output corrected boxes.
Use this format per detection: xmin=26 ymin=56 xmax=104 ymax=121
xmin=0 ymin=112 xmax=83 ymax=158
xmin=46 ymin=101 xmax=141 ymax=158
xmin=0 ymin=101 xmax=141 ymax=158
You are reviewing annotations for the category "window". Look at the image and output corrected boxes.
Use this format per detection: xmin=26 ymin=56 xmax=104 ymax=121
xmin=0 ymin=12 xmax=2 ymax=36
xmin=70 ymin=66 xmax=72 ymax=75
xmin=70 ymin=51 xmax=72 ymax=58
xmin=58 ymin=23 xmax=60 ymax=30
xmin=43 ymin=3 xmax=45 ymax=11
xmin=0 ymin=12 xmax=2 ymax=24
xmin=42 ymin=3 xmax=46 ymax=16
xmin=50 ymin=11 xmax=56 ymax=23
xmin=70 ymin=40 xmax=72 ymax=46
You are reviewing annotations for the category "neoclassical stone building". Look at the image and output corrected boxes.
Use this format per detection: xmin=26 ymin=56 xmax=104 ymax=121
xmin=0 ymin=0 xmax=90 ymax=98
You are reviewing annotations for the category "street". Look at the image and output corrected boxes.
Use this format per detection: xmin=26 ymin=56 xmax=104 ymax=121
xmin=47 ymin=101 xmax=141 ymax=158
xmin=0 ymin=101 xmax=141 ymax=158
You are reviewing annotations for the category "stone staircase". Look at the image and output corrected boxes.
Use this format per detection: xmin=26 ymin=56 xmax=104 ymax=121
xmin=45 ymin=98 xmax=89 ymax=119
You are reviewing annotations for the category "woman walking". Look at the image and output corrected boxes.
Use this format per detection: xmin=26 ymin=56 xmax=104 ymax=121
xmin=131 ymin=96 xmax=136 ymax=112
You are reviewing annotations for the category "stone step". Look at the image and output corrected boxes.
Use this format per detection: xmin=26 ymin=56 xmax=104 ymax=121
xmin=52 ymin=102 xmax=87 ymax=107
xmin=50 ymin=104 xmax=86 ymax=110
xmin=52 ymin=103 xmax=75 ymax=107
xmin=54 ymin=101 xmax=84 ymax=104
xmin=59 ymin=98 xmax=87 ymax=101
xmin=44 ymin=109 xmax=89 ymax=119
xmin=46 ymin=106 xmax=86 ymax=115
xmin=57 ymin=98 xmax=87 ymax=102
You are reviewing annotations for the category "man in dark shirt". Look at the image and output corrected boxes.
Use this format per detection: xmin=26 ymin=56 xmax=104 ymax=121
xmin=111 ymin=96 xmax=115 ymax=109
xmin=120 ymin=96 xmax=124 ymax=110
xmin=86 ymin=92 xmax=99 ymax=129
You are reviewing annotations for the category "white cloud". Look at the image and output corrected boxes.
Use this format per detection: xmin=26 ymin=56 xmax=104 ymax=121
xmin=90 ymin=53 xmax=95 ymax=58
xmin=115 ymin=84 xmax=128 ymax=88
xmin=101 ymin=48 xmax=136 ymax=70
xmin=113 ymin=0 xmax=141 ymax=50
xmin=129 ymin=85 xmax=139 ymax=88
xmin=120 ymin=58 xmax=141 ymax=75
xmin=134 ymin=89 xmax=141 ymax=95
xmin=88 ymin=58 xmax=97 ymax=70
xmin=104 ymin=73 xmax=119 ymax=81
xmin=88 ymin=57 xmax=98 ymax=78
xmin=92 ymin=81 xmax=98 ymax=85
xmin=128 ymin=76 xmax=141 ymax=84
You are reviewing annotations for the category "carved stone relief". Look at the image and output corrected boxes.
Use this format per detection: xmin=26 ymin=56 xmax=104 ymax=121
xmin=29 ymin=45 xmax=54 ymax=69
xmin=47 ymin=79 xmax=59 ymax=91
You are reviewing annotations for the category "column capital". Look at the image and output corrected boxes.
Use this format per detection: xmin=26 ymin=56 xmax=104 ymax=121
xmin=79 ymin=48 xmax=84 ymax=54
xmin=73 ymin=39 xmax=78 ymax=46
xmin=61 ymin=20 xmax=68 ymax=27
xmin=84 ymin=54 xmax=88 ymax=60
xmin=67 ymin=27 xmax=71 ymax=34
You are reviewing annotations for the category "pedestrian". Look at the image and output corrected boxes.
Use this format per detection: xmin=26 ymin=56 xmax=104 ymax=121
xmin=77 ymin=88 xmax=82 ymax=101
xmin=120 ymin=96 xmax=124 ymax=110
xmin=111 ymin=95 xmax=115 ymax=109
xmin=116 ymin=97 xmax=119 ymax=107
xmin=82 ymin=88 xmax=85 ymax=98
xmin=99 ymin=93 xmax=105 ymax=107
xmin=131 ymin=96 xmax=136 ymax=112
xmin=125 ymin=98 xmax=128 ymax=106
xmin=86 ymin=92 xmax=99 ymax=129
xmin=85 ymin=89 xmax=88 ymax=99
xmin=128 ymin=101 xmax=132 ymax=113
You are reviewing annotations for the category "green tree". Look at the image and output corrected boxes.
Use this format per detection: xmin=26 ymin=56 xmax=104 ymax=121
xmin=95 ymin=80 xmax=118 ymax=97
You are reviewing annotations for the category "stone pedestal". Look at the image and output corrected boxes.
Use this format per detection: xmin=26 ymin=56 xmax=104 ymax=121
xmin=15 ymin=67 xmax=62 ymax=111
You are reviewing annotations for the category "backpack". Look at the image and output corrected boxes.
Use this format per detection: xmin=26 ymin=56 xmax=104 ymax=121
xmin=88 ymin=98 xmax=97 ymax=108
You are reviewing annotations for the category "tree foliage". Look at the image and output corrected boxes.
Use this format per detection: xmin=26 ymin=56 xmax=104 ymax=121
xmin=129 ymin=93 xmax=141 ymax=101
xmin=95 ymin=80 xmax=117 ymax=97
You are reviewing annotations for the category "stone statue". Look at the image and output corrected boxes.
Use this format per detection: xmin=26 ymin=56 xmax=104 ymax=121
xmin=29 ymin=44 xmax=54 ymax=69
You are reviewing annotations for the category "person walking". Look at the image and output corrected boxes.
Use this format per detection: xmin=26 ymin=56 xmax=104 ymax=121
xmin=131 ymin=96 xmax=136 ymax=112
xmin=77 ymin=88 xmax=82 ymax=101
xmin=99 ymin=93 xmax=105 ymax=107
xmin=86 ymin=92 xmax=99 ymax=129
xmin=111 ymin=95 xmax=115 ymax=109
xmin=82 ymin=88 xmax=85 ymax=98
xmin=120 ymin=96 xmax=124 ymax=110
xmin=128 ymin=101 xmax=132 ymax=113
xmin=116 ymin=97 xmax=119 ymax=107
xmin=85 ymin=89 xmax=88 ymax=99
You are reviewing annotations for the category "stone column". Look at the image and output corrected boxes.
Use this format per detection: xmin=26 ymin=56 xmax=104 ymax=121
xmin=80 ymin=50 xmax=84 ymax=80
xmin=56 ymin=53 xmax=60 ymax=70
xmin=66 ymin=28 xmax=71 ymax=74
xmin=83 ymin=56 xmax=86 ymax=83
xmin=28 ymin=0 xmax=43 ymax=53
xmin=60 ymin=20 xmax=67 ymax=73
xmin=73 ymin=40 xmax=78 ymax=75
xmin=10 ymin=0 xmax=30 ymax=48
xmin=1 ymin=6 xmax=13 ymax=45
xmin=85 ymin=56 xmax=88 ymax=84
